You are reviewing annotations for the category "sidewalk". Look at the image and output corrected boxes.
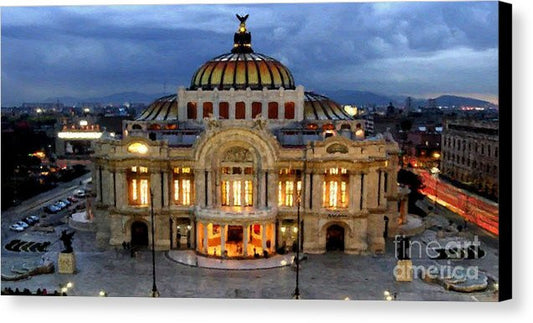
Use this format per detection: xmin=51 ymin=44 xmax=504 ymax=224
xmin=167 ymin=250 xmax=294 ymax=270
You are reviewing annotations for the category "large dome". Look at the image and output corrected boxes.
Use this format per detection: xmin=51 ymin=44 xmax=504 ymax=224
xmin=189 ymin=14 xmax=295 ymax=91
xmin=190 ymin=52 xmax=295 ymax=91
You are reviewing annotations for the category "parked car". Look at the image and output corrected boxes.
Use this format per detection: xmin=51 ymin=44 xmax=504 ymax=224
xmin=54 ymin=201 xmax=67 ymax=209
xmin=67 ymin=196 xmax=78 ymax=203
xmin=74 ymin=189 xmax=86 ymax=198
xmin=29 ymin=215 xmax=40 ymax=222
xmin=9 ymin=224 xmax=24 ymax=232
xmin=44 ymin=204 xmax=60 ymax=214
xmin=23 ymin=217 xmax=36 ymax=225
xmin=16 ymin=221 xmax=29 ymax=229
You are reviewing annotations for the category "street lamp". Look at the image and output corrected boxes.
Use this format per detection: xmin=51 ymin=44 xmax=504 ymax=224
xmin=149 ymin=189 xmax=160 ymax=297
xmin=293 ymin=193 xmax=301 ymax=299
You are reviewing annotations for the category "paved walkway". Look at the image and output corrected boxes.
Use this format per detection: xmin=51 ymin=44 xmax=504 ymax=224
xmin=167 ymin=250 xmax=294 ymax=270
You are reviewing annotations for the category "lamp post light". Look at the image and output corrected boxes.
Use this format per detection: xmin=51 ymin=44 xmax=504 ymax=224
xmin=293 ymin=193 xmax=301 ymax=299
xmin=149 ymin=190 xmax=160 ymax=298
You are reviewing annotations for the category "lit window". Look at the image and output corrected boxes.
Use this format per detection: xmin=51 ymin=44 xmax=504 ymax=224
xmin=172 ymin=167 xmax=194 ymax=206
xmin=233 ymin=181 xmax=242 ymax=206
xmin=341 ymin=181 xmax=347 ymax=204
xmin=174 ymin=180 xmax=180 ymax=201
xmin=182 ymin=180 xmax=191 ymax=205
xmin=278 ymin=182 xmax=283 ymax=206
xmin=140 ymin=179 xmax=149 ymax=205
xmin=285 ymin=181 xmax=294 ymax=207
xmin=128 ymin=166 xmax=150 ymax=206
xmin=329 ymin=181 xmax=338 ymax=207
xmin=222 ymin=181 xmax=230 ymax=206
xmin=244 ymin=181 xmax=253 ymax=206
xmin=132 ymin=179 xmax=138 ymax=201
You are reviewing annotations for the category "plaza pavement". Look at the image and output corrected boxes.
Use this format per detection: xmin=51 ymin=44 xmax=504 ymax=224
xmin=1 ymin=220 xmax=499 ymax=301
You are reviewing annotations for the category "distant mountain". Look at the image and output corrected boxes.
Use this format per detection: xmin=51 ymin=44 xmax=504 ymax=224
xmin=44 ymin=91 xmax=168 ymax=106
xmin=42 ymin=90 xmax=496 ymax=109
xmin=321 ymin=90 xmax=399 ymax=106
xmin=433 ymin=95 xmax=496 ymax=108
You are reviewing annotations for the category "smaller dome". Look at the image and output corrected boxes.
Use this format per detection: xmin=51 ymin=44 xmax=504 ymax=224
xmin=137 ymin=94 xmax=178 ymax=121
xmin=304 ymin=92 xmax=354 ymax=121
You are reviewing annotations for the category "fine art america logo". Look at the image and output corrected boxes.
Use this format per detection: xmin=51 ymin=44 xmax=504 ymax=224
xmin=393 ymin=235 xmax=482 ymax=280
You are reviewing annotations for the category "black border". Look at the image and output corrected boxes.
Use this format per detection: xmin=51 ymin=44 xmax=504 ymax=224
xmin=498 ymin=0 xmax=512 ymax=302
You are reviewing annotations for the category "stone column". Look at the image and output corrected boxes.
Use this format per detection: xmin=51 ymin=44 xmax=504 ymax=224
xmin=257 ymin=170 xmax=265 ymax=208
xmin=115 ymin=169 xmax=127 ymax=209
xmin=203 ymin=223 xmax=208 ymax=254
xmin=261 ymin=223 xmax=267 ymax=251
xmin=229 ymin=101 xmax=236 ymax=120
xmin=197 ymin=99 xmax=204 ymax=121
xmin=243 ymin=224 xmax=249 ymax=256
xmin=195 ymin=169 xmax=205 ymax=207
xmin=304 ymin=171 xmax=311 ymax=211
xmin=150 ymin=171 xmax=162 ymax=209
xmin=267 ymin=171 xmax=277 ymax=208
xmin=278 ymin=101 xmax=284 ymax=120
xmin=190 ymin=220 xmax=196 ymax=249
xmin=220 ymin=224 xmax=226 ymax=256
xmin=206 ymin=170 xmax=213 ymax=207
xmin=312 ymin=170 xmax=322 ymax=209
xmin=349 ymin=171 xmax=357 ymax=210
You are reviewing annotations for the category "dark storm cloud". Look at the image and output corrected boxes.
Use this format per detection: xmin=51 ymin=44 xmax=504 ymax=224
xmin=1 ymin=2 xmax=499 ymax=106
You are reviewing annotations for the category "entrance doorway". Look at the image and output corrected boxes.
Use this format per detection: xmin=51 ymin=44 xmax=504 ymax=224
xmin=131 ymin=221 xmax=148 ymax=247
xmin=326 ymin=225 xmax=345 ymax=251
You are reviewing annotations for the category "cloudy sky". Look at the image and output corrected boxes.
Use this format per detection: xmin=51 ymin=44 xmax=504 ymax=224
xmin=1 ymin=1 xmax=499 ymax=106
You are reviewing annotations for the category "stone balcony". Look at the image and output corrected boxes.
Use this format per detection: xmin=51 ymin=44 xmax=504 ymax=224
xmin=194 ymin=206 xmax=276 ymax=223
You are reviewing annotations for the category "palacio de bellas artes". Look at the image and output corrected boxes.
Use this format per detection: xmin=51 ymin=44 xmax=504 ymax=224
xmin=2 ymin=2 xmax=508 ymax=302
xmin=91 ymin=15 xmax=404 ymax=260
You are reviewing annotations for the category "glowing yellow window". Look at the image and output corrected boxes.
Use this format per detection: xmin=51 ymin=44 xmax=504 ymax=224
xmin=233 ymin=181 xmax=242 ymax=206
xmin=285 ymin=181 xmax=294 ymax=207
xmin=132 ymin=179 xmax=138 ymax=201
xmin=278 ymin=182 xmax=283 ymax=206
xmin=222 ymin=181 xmax=230 ymax=206
xmin=329 ymin=181 xmax=338 ymax=207
xmin=341 ymin=181 xmax=347 ymax=205
xmin=140 ymin=179 xmax=149 ymax=205
xmin=173 ymin=180 xmax=180 ymax=202
xmin=182 ymin=180 xmax=191 ymax=205
xmin=244 ymin=180 xmax=253 ymax=206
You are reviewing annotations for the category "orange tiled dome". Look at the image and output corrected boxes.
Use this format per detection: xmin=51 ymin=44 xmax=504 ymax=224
xmin=189 ymin=52 xmax=295 ymax=91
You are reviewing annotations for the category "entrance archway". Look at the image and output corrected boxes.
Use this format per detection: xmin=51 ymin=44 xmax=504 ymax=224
xmin=131 ymin=221 xmax=148 ymax=247
xmin=326 ymin=225 xmax=345 ymax=251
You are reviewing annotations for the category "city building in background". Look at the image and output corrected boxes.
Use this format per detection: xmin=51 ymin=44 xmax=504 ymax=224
xmin=441 ymin=119 xmax=499 ymax=199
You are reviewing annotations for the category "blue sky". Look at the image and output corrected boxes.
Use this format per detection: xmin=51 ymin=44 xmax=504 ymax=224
xmin=0 ymin=1 xmax=499 ymax=106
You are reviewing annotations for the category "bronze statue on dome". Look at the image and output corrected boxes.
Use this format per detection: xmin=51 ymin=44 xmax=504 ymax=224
xmin=236 ymin=14 xmax=249 ymax=24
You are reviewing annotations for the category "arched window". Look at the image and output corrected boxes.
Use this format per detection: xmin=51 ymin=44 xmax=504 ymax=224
xmin=322 ymin=168 xmax=349 ymax=209
xmin=268 ymin=102 xmax=278 ymax=119
xmin=219 ymin=102 xmax=229 ymax=119
xmin=252 ymin=102 xmax=262 ymax=118
xmin=235 ymin=102 xmax=245 ymax=119
xmin=172 ymin=167 xmax=194 ymax=206
xmin=203 ymin=102 xmax=213 ymax=118
xmin=220 ymin=148 xmax=254 ymax=207
xmin=148 ymin=124 xmax=161 ymax=130
xmin=132 ymin=124 xmax=142 ymax=130
xmin=128 ymin=166 xmax=150 ymax=206
xmin=187 ymin=102 xmax=197 ymax=120
xmin=284 ymin=102 xmax=295 ymax=119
